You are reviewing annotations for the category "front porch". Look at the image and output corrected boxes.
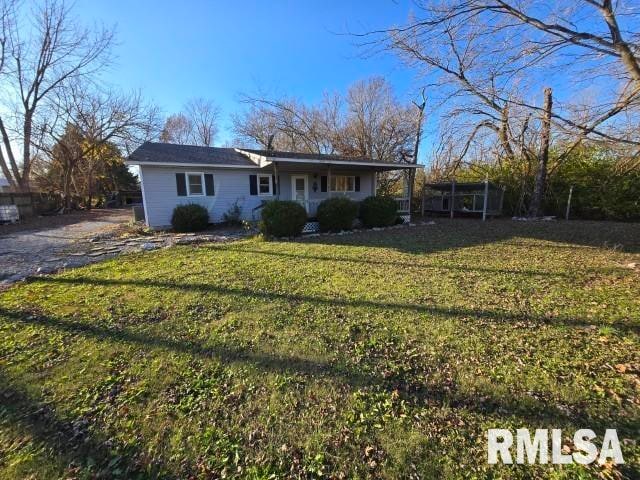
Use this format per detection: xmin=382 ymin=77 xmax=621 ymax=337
xmin=265 ymin=161 xmax=414 ymax=224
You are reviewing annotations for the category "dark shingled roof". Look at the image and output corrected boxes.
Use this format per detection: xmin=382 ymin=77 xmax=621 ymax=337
xmin=128 ymin=142 xmax=256 ymax=167
xmin=128 ymin=142 xmax=420 ymax=168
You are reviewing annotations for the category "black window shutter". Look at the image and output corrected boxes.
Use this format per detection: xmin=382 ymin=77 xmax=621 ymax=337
xmin=176 ymin=173 xmax=187 ymax=196
xmin=204 ymin=174 xmax=214 ymax=196
xmin=355 ymin=176 xmax=360 ymax=192
xmin=272 ymin=175 xmax=276 ymax=195
xmin=320 ymin=176 xmax=327 ymax=192
xmin=249 ymin=175 xmax=257 ymax=195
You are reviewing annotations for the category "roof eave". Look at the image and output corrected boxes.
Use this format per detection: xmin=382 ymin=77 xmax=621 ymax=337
xmin=266 ymin=157 xmax=422 ymax=168
xmin=125 ymin=160 xmax=258 ymax=169
xmin=233 ymin=149 xmax=422 ymax=169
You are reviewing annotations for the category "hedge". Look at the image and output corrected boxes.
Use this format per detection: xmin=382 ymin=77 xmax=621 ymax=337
xmin=316 ymin=197 xmax=359 ymax=232
xmin=260 ymin=200 xmax=307 ymax=237
xmin=171 ymin=203 xmax=210 ymax=232
xmin=359 ymin=196 xmax=398 ymax=228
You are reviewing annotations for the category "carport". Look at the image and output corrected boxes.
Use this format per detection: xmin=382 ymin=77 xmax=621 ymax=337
xmin=422 ymin=180 xmax=505 ymax=220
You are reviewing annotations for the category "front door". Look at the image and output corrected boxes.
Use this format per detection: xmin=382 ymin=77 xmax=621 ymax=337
xmin=291 ymin=175 xmax=308 ymax=211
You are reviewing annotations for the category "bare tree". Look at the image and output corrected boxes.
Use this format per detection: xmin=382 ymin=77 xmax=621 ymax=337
xmin=0 ymin=0 xmax=16 ymax=186
xmin=0 ymin=0 xmax=113 ymax=191
xmin=160 ymin=98 xmax=221 ymax=147
xmin=529 ymin=87 xmax=552 ymax=217
xmin=233 ymin=94 xmax=339 ymax=154
xmin=340 ymin=77 xmax=415 ymax=163
xmin=233 ymin=77 xmax=415 ymax=171
xmin=184 ymin=98 xmax=220 ymax=146
xmin=160 ymin=113 xmax=192 ymax=145
xmin=231 ymin=105 xmax=279 ymax=149
xmin=359 ymin=0 xmax=640 ymax=214
xmin=37 ymin=85 xmax=160 ymax=208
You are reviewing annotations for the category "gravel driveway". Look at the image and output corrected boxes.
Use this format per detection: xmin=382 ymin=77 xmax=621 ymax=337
xmin=0 ymin=209 xmax=132 ymax=285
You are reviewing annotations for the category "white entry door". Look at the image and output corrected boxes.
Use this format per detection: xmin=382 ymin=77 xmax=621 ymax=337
xmin=291 ymin=175 xmax=308 ymax=211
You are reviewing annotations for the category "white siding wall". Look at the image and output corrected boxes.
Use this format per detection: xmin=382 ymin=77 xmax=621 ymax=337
xmin=139 ymin=166 xmax=376 ymax=228
xmin=140 ymin=166 xmax=274 ymax=228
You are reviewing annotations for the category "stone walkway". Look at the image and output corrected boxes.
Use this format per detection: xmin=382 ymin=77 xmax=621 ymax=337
xmin=0 ymin=210 xmax=250 ymax=287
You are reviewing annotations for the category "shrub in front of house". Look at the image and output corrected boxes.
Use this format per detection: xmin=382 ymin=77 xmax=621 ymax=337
xmin=359 ymin=196 xmax=398 ymax=228
xmin=316 ymin=197 xmax=359 ymax=232
xmin=171 ymin=203 xmax=210 ymax=232
xmin=222 ymin=200 xmax=243 ymax=225
xmin=260 ymin=200 xmax=307 ymax=237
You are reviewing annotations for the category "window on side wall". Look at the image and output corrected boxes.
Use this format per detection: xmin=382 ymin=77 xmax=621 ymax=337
xmin=258 ymin=174 xmax=272 ymax=195
xmin=187 ymin=173 xmax=205 ymax=196
xmin=330 ymin=175 xmax=355 ymax=192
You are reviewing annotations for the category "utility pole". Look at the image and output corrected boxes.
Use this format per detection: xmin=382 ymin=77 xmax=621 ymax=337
xmin=409 ymin=90 xmax=426 ymax=220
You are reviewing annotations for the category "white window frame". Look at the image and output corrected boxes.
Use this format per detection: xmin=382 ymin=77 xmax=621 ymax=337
xmin=257 ymin=174 xmax=273 ymax=196
xmin=330 ymin=175 xmax=356 ymax=193
xmin=186 ymin=172 xmax=206 ymax=197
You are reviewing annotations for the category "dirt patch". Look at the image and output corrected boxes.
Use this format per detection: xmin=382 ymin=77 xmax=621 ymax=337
xmin=0 ymin=212 xmax=253 ymax=288
xmin=0 ymin=208 xmax=130 ymax=236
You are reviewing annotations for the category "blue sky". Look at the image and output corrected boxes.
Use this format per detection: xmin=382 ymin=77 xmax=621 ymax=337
xmin=75 ymin=0 xmax=420 ymax=146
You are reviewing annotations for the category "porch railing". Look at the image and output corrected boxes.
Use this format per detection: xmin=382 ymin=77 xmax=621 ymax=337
xmin=394 ymin=197 xmax=410 ymax=213
xmin=297 ymin=198 xmax=411 ymax=216
xmin=296 ymin=199 xmax=323 ymax=217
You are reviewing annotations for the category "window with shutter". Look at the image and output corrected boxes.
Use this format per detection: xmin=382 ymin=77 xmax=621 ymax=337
xmin=186 ymin=172 xmax=205 ymax=196
xmin=330 ymin=175 xmax=356 ymax=192
xmin=176 ymin=173 xmax=187 ymax=196
xmin=257 ymin=174 xmax=272 ymax=196
xmin=204 ymin=174 xmax=215 ymax=196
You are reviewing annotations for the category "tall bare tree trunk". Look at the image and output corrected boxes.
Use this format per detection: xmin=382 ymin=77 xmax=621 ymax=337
xmin=0 ymin=117 xmax=21 ymax=188
xmin=19 ymin=110 xmax=34 ymax=192
xmin=529 ymin=87 xmax=552 ymax=217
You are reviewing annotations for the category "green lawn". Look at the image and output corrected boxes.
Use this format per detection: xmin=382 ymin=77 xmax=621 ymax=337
xmin=1 ymin=220 xmax=639 ymax=479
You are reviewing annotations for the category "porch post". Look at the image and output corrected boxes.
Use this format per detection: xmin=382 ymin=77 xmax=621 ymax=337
xmin=482 ymin=177 xmax=489 ymax=221
xmin=406 ymin=169 xmax=413 ymax=220
xmin=450 ymin=179 xmax=456 ymax=219
xmin=373 ymin=169 xmax=377 ymax=195
xmin=327 ymin=164 xmax=332 ymax=198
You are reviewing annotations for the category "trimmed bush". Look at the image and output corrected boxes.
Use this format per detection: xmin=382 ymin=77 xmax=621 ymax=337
xmin=222 ymin=200 xmax=243 ymax=225
xmin=359 ymin=196 xmax=398 ymax=228
xmin=171 ymin=203 xmax=209 ymax=232
xmin=260 ymin=200 xmax=307 ymax=237
xmin=316 ymin=197 xmax=359 ymax=232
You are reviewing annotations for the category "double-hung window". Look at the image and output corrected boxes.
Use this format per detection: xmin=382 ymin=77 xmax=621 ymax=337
xmin=330 ymin=175 xmax=355 ymax=192
xmin=258 ymin=174 xmax=272 ymax=195
xmin=186 ymin=172 xmax=205 ymax=196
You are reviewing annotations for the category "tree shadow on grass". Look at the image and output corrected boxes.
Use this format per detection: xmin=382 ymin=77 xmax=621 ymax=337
xmin=293 ymin=219 xmax=640 ymax=255
xmin=27 ymin=276 xmax=639 ymax=335
xmin=203 ymin=244 xmax=626 ymax=279
xmin=0 ymin=369 xmax=165 ymax=479
xmin=0 ymin=306 xmax=630 ymax=432
xmin=2 ymin=305 xmax=638 ymax=476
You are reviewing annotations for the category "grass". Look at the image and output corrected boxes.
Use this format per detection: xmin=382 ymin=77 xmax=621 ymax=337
xmin=0 ymin=219 xmax=639 ymax=479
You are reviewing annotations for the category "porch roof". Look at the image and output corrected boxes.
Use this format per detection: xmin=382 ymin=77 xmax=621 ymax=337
xmin=236 ymin=148 xmax=421 ymax=170
xmin=126 ymin=142 xmax=421 ymax=171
